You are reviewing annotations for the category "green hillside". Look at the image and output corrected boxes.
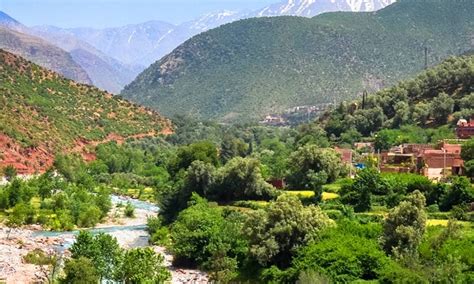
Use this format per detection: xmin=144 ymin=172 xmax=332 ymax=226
xmin=0 ymin=49 xmax=171 ymax=151
xmin=320 ymin=53 xmax=474 ymax=139
xmin=121 ymin=0 xmax=473 ymax=122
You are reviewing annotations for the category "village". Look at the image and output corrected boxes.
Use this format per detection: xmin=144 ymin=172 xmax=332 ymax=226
xmin=337 ymin=118 xmax=474 ymax=181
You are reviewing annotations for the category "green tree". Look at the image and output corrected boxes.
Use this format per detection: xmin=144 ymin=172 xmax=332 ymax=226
xmin=158 ymin=161 xmax=216 ymax=224
xmin=440 ymin=177 xmax=474 ymax=211
xmin=70 ymin=231 xmax=122 ymax=281
xmin=7 ymin=202 xmax=36 ymax=226
xmin=340 ymin=168 xmax=381 ymax=212
xmin=243 ymin=195 xmax=332 ymax=268
xmin=258 ymin=138 xmax=290 ymax=179
xmin=290 ymin=222 xmax=390 ymax=283
xmin=61 ymin=257 xmax=100 ymax=284
xmin=464 ymin=160 xmax=474 ymax=179
xmin=173 ymin=141 xmax=219 ymax=172
xmin=295 ymin=124 xmax=330 ymax=147
xmin=213 ymin=157 xmax=276 ymax=202
xmin=287 ymin=146 xmax=344 ymax=189
xmin=172 ymin=195 xmax=233 ymax=264
xmin=461 ymin=138 xmax=474 ymax=179
xmin=116 ymin=247 xmax=170 ymax=283
xmin=430 ymin=92 xmax=454 ymax=124
xmin=220 ymin=135 xmax=249 ymax=163
xmin=2 ymin=165 xmax=17 ymax=181
xmin=412 ymin=102 xmax=430 ymax=125
xmin=374 ymin=129 xmax=398 ymax=151
xmin=381 ymin=190 xmax=427 ymax=257
xmin=185 ymin=160 xmax=216 ymax=196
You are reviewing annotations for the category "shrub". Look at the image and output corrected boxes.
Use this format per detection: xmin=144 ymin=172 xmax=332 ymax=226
xmin=124 ymin=202 xmax=135 ymax=218
xmin=23 ymin=249 xmax=56 ymax=265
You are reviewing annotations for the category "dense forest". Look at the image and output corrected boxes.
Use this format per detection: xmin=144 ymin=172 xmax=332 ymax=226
xmin=122 ymin=0 xmax=473 ymax=121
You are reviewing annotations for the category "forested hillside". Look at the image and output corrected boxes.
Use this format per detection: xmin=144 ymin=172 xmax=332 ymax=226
xmin=0 ymin=49 xmax=172 ymax=173
xmin=122 ymin=0 xmax=473 ymax=122
xmin=321 ymin=54 xmax=474 ymax=141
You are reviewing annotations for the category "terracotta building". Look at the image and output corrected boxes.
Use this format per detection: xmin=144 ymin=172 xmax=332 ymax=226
xmin=417 ymin=143 xmax=464 ymax=181
xmin=456 ymin=119 xmax=474 ymax=139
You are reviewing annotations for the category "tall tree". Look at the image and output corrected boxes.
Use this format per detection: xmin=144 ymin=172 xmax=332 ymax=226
xmin=287 ymin=146 xmax=344 ymax=190
xmin=116 ymin=248 xmax=170 ymax=283
xmin=70 ymin=231 xmax=122 ymax=281
xmin=381 ymin=191 xmax=427 ymax=257
xmin=243 ymin=195 xmax=332 ymax=268
xmin=430 ymin=92 xmax=454 ymax=124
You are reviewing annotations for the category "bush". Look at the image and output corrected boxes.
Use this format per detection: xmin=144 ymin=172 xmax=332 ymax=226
xmin=150 ymin=227 xmax=171 ymax=246
xmin=23 ymin=249 xmax=56 ymax=265
xmin=7 ymin=202 xmax=36 ymax=226
xmin=61 ymin=257 xmax=100 ymax=284
xmin=76 ymin=205 xmax=102 ymax=228
xmin=289 ymin=222 xmax=389 ymax=283
xmin=124 ymin=202 xmax=135 ymax=218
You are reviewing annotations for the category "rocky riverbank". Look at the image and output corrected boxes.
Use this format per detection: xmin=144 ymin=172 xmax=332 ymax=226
xmin=0 ymin=196 xmax=209 ymax=283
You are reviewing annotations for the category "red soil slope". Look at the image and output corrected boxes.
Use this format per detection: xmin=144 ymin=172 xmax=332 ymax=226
xmin=0 ymin=128 xmax=173 ymax=175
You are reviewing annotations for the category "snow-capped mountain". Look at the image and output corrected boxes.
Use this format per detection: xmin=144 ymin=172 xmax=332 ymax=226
xmin=14 ymin=0 xmax=397 ymax=90
xmin=185 ymin=10 xmax=243 ymax=33
xmin=36 ymin=11 xmax=243 ymax=68
xmin=64 ymin=21 xmax=176 ymax=67
xmin=255 ymin=0 xmax=396 ymax=17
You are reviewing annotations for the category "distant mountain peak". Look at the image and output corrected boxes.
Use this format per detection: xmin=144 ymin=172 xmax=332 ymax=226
xmin=0 ymin=11 xmax=24 ymax=30
xmin=256 ymin=0 xmax=397 ymax=17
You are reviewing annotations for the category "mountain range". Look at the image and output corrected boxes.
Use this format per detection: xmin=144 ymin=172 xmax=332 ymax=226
xmin=0 ymin=11 xmax=139 ymax=93
xmin=15 ymin=0 xmax=397 ymax=89
xmin=121 ymin=0 xmax=474 ymax=122
xmin=34 ymin=0 xmax=396 ymax=68
xmin=0 ymin=26 xmax=92 ymax=85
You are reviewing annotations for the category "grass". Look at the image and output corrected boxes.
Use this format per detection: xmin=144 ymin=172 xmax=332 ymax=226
xmin=115 ymin=187 xmax=155 ymax=202
xmin=283 ymin=191 xmax=340 ymax=201
xmin=426 ymin=219 xmax=471 ymax=227
xmin=322 ymin=184 xmax=342 ymax=193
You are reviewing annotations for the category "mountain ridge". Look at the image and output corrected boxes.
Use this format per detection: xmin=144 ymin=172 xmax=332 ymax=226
xmin=121 ymin=0 xmax=474 ymax=122
xmin=0 ymin=26 xmax=92 ymax=84
xmin=30 ymin=0 xmax=397 ymax=72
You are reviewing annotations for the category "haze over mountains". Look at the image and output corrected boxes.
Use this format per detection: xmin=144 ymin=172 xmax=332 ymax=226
xmin=121 ymin=0 xmax=474 ymax=122
xmin=0 ymin=0 xmax=397 ymax=94
xmin=0 ymin=26 xmax=92 ymax=85
xmin=32 ymin=0 xmax=396 ymax=69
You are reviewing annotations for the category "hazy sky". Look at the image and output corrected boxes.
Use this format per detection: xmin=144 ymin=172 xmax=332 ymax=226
xmin=0 ymin=0 xmax=278 ymax=28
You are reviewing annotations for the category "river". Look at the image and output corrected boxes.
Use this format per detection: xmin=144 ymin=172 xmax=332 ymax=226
xmin=27 ymin=195 xmax=208 ymax=283
xmin=32 ymin=195 xmax=157 ymax=248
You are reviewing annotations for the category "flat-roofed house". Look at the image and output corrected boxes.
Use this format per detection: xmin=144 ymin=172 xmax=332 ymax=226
xmin=456 ymin=119 xmax=474 ymax=139
xmin=417 ymin=143 xmax=464 ymax=181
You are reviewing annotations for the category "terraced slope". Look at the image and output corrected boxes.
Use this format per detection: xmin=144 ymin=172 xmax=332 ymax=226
xmin=0 ymin=49 xmax=172 ymax=174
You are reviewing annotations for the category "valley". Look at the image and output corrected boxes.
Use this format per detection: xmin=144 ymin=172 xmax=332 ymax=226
xmin=1 ymin=0 xmax=474 ymax=283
